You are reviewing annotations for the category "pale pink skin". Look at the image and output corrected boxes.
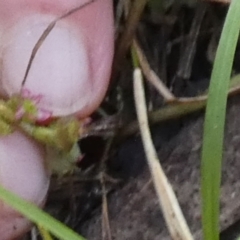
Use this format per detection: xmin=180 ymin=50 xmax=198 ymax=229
xmin=0 ymin=131 xmax=49 ymax=240
xmin=0 ymin=0 xmax=114 ymax=239
xmin=0 ymin=0 xmax=114 ymax=117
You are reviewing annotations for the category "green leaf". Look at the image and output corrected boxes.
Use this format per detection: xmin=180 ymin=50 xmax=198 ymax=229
xmin=201 ymin=1 xmax=240 ymax=240
xmin=38 ymin=225 xmax=54 ymax=240
xmin=0 ymin=100 xmax=15 ymax=123
xmin=46 ymin=143 xmax=80 ymax=176
xmin=0 ymin=119 xmax=12 ymax=135
xmin=0 ymin=185 xmax=86 ymax=240
xmin=21 ymin=117 xmax=80 ymax=152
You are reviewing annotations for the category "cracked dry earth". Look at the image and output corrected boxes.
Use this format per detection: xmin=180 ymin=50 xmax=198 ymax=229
xmin=79 ymin=96 xmax=240 ymax=240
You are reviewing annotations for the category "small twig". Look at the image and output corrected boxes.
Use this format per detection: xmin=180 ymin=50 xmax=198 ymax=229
xmin=120 ymin=100 xmax=205 ymax=139
xmin=115 ymin=0 xmax=130 ymax=39
xmin=206 ymin=0 xmax=230 ymax=3
xmin=133 ymin=39 xmax=176 ymax=102
xmin=113 ymin=0 xmax=149 ymax=75
xmin=177 ymin=2 xmax=206 ymax=79
xmin=134 ymin=67 xmax=194 ymax=240
xmin=100 ymin=172 xmax=113 ymax=240
xmin=99 ymin=138 xmax=114 ymax=240
xmin=120 ymin=80 xmax=240 ymax=139
xmin=22 ymin=0 xmax=96 ymax=86
xmin=30 ymin=227 xmax=38 ymax=240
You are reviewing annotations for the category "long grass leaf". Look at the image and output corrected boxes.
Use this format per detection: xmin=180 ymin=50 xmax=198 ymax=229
xmin=201 ymin=1 xmax=240 ymax=240
xmin=0 ymin=185 xmax=86 ymax=240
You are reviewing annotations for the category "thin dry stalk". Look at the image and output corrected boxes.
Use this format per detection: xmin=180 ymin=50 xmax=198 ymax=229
xmin=22 ymin=0 xmax=96 ymax=86
xmin=100 ymin=138 xmax=114 ymax=240
xmin=30 ymin=227 xmax=38 ymax=240
xmin=120 ymin=78 xmax=240 ymax=139
xmin=176 ymin=2 xmax=206 ymax=80
xmin=115 ymin=0 xmax=131 ymax=38
xmin=113 ymin=0 xmax=149 ymax=73
xmin=133 ymin=68 xmax=193 ymax=240
xmin=133 ymin=40 xmax=176 ymax=102
xmin=207 ymin=0 xmax=230 ymax=3
xmin=100 ymin=172 xmax=112 ymax=240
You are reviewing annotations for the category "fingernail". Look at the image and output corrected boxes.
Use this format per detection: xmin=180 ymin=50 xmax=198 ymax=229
xmin=1 ymin=14 xmax=91 ymax=117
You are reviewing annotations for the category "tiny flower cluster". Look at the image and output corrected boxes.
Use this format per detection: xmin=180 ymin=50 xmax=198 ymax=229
xmin=16 ymin=88 xmax=53 ymax=125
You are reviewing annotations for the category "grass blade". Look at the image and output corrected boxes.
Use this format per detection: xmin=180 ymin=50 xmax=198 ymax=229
xmin=201 ymin=1 xmax=240 ymax=240
xmin=38 ymin=225 xmax=54 ymax=240
xmin=0 ymin=185 xmax=86 ymax=240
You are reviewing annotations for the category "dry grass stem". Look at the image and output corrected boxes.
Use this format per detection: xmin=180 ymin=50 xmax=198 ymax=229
xmin=115 ymin=0 xmax=131 ymax=38
xmin=121 ymin=79 xmax=240 ymax=139
xmin=100 ymin=138 xmax=114 ymax=240
xmin=176 ymin=3 xmax=206 ymax=80
xmin=30 ymin=227 xmax=38 ymax=240
xmin=22 ymin=0 xmax=96 ymax=86
xmin=207 ymin=0 xmax=230 ymax=3
xmin=177 ymin=79 xmax=240 ymax=103
xmin=100 ymin=172 xmax=113 ymax=240
xmin=113 ymin=0 xmax=149 ymax=73
xmin=133 ymin=40 xmax=176 ymax=102
xmin=133 ymin=68 xmax=193 ymax=240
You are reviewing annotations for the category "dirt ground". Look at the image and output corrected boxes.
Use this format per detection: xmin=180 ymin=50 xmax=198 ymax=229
xmin=79 ymin=96 xmax=240 ymax=240
xmin=42 ymin=1 xmax=240 ymax=240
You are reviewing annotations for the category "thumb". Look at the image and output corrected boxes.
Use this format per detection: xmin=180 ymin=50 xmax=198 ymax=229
xmin=0 ymin=0 xmax=114 ymax=118
xmin=0 ymin=131 xmax=49 ymax=240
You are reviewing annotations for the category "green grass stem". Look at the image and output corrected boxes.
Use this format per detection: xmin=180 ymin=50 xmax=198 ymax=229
xmin=201 ymin=1 xmax=240 ymax=240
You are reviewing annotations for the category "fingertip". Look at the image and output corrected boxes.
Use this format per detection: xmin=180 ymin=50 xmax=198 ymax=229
xmin=0 ymin=131 xmax=49 ymax=240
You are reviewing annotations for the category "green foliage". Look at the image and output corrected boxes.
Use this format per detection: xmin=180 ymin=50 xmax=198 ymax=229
xmin=200 ymin=1 xmax=240 ymax=240
xmin=0 ymin=119 xmax=12 ymax=135
xmin=21 ymin=117 xmax=80 ymax=152
xmin=0 ymin=92 xmax=83 ymax=179
xmin=46 ymin=143 xmax=80 ymax=176
xmin=0 ymin=94 xmax=81 ymax=173
xmin=38 ymin=225 xmax=54 ymax=240
xmin=0 ymin=94 xmax=83 ymax=237
xmin=0 ymin=185 xmax=86 ymax=240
